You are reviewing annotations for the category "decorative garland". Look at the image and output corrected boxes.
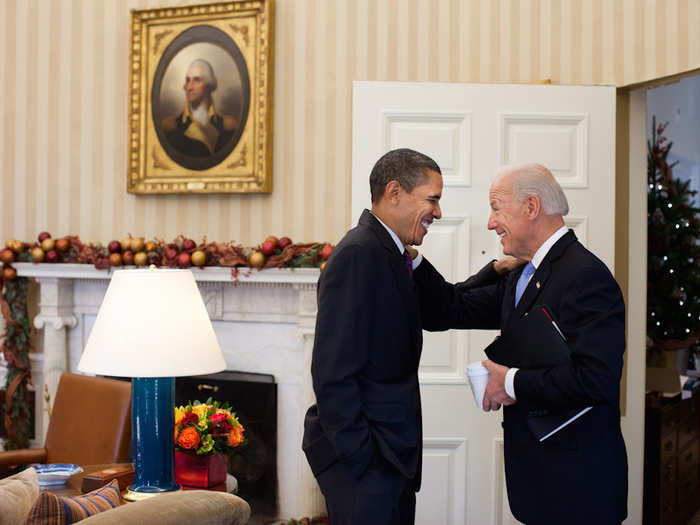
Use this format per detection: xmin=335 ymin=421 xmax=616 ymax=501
xmin=0 ymin=233 xmax=334 ymax=276
xmin=0 ymin=276 xmax=32 ymax=449
xmin=0 ymin=232 xmax=335 ymax=450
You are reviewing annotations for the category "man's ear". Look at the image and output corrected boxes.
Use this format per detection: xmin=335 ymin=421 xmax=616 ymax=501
xmin=524 ymin=194 xmax=541 ymax=220
xmin=384 ymin=180 xmax=401 ymax=204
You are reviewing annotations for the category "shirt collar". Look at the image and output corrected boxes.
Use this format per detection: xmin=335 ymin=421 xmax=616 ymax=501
xmin=531 ymin=225 xmax=568 ymax=269
xmin=370 ymin=212 xmax=406 ymax=254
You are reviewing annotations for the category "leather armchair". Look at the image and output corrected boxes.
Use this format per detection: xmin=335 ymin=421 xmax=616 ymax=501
xmin=0 ymin=373 xmax=131 ymax=470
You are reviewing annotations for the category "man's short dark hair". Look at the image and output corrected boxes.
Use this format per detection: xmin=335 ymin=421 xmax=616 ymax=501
xmin=369 ymin=148 xmax=441 ymax=203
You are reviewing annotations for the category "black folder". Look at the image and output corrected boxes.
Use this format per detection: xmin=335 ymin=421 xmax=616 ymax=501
xmin=484 ymin=305 xmax=569 ymax=369
xmin=485 ymin=305 xmax=592 ymax=442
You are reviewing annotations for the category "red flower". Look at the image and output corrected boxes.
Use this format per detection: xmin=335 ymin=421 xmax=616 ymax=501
xmin=209 ymin=412 xmax=233 ymax=437
xmin=181 ymin=412 xmax=198 ymax=426
xmin=209 ymin=413 xmax=227 ymax=424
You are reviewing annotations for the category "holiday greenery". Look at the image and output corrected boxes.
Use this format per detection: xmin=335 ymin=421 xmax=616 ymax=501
xmin=647 ymin=117 xmax=700 ymax=352
xmin=0 ymin=233 xmax=333 ymax=274
xmin=0 ymin=276 xmax=33 ymax=449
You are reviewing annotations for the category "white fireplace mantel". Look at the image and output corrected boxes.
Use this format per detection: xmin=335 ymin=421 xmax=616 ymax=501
xmin=11 ymin=262 xmax=325 ymax=519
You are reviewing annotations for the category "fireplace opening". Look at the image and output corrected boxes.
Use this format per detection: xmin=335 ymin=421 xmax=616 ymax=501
xmin=176 ymin=371 xmax=277 ymax=524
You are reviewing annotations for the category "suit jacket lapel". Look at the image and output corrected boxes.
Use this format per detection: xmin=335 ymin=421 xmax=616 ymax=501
xmin=506 ymin=230 xmax=578 ymax=328
xmin=359 ymin=210 xmax=421 ymax=344
xmin=512 ymin=263 xmax=551 ymax=319
xmin=501 ymin=271 xmax=518 ymax=329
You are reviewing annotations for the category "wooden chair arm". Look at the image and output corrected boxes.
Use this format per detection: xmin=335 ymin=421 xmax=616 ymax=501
xmin=0 ymin=447 xmax=47 ymax=468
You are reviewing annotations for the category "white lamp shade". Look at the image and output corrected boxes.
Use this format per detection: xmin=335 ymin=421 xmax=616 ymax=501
xmin=78 ymin=268 xmax=226 ymax=377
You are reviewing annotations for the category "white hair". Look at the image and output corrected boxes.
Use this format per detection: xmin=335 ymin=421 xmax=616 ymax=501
xmin=498 ymin=163 xmax=569 ymax=216
xmin=187 ymin=59 xmax=217 ymax=92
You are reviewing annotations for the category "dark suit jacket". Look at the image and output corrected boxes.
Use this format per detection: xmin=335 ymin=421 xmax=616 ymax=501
xmin=414 ymin=230 xmax=628 ymax=524
xmin=302 ymin=209 xmax=500 ymax=491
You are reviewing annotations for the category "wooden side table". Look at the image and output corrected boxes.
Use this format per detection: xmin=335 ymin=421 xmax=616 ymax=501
xmin=644 ymin=393 xmax=700 ymax=525
xmin=49 ymin=464 xmax=233 ymax=500
xmin=47 ymin=463 xmax=133 ymax=502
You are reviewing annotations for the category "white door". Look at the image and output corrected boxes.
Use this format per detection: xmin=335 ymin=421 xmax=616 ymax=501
xmin=351 ymin=82 xmax=624 ymax=524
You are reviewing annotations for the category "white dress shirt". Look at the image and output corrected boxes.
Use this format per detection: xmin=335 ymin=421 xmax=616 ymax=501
xmin=504 ymin=225 xmax=569 ymax=400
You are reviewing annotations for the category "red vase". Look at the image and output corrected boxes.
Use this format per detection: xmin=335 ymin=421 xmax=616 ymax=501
xmin=174 ymin=450 xmax=227 ymax=488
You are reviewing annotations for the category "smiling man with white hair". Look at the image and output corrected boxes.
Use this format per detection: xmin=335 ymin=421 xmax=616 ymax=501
xmin=162 ymin=58 xmax=238 ymax=158
xmin=414 ymin=162 xmax=628 ymax=525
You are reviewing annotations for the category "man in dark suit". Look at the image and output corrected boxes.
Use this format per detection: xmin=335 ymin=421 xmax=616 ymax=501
xmin=413 ymin=163 xmax=628 ymax=524
xmin=302 ymin=149 xmax=511 ymax=524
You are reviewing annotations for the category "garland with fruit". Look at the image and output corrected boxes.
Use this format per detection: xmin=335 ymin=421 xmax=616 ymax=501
xmin=0 ymin=231 xmax=335 ymax=449
xmin=0 ymin=232 xmax=335 ymax=277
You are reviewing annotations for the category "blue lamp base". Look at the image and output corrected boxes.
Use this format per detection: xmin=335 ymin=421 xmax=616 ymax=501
xmin=124 ymin=377 xmax=180 ymax=501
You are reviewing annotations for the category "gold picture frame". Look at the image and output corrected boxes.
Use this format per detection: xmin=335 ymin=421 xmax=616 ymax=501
xmin=127 ymin=1 xmax=274 ymax=194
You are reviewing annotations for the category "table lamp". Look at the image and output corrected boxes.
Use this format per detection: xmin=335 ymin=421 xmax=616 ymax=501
xmin=78 ymin=268 xmax=226 ymax=501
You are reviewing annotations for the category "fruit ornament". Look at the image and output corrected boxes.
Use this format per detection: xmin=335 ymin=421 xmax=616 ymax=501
xmin=177 ymin=252 xmax=191 ymax=268
xmin=2 ymin=266 xmax=16 ymax=280
xmin=122 ymin=251 xmax=135 ymax=265
xmin=191 ymin=250 xmax=206 ymax=267
xmin=108 ymin=240 xmax=121 ymax=253
xmin=249 ymin=251 xmax=265 ymax=268
xmin=182 ymin=238 xmax=196 ymax=251
xmin=55 ymin=238 xmax=71 ymax=252
xmin=134 ymin=251 xmax=148 ymax=266
xmin=0 ymin=249 xmax=14 ymax=264
xmin=31 ymin=247 xmax=45 ymax=262
xmin=320 ymin=243 xmax=334 ymax=260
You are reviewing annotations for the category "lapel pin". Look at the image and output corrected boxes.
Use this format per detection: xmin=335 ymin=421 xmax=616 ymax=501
xmin=536 ymin=282 xmax=541 ymax=289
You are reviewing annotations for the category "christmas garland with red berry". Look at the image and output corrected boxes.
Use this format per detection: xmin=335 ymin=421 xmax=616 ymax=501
xmin=0 ymin=233 xmax=335 ymax=448
xmin=0 ymin=276 xmax=32 ymax=449
xmin=1 ymin=232 xmax=334 ymax=275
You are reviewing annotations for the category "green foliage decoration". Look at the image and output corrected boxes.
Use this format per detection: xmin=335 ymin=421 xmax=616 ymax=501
xmin=0 ymin=276 xmax=33 ymax=449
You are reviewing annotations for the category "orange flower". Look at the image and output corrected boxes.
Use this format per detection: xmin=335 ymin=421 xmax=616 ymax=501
xmin=227 ymin=423 xmax=245 ymax=447
xmin=177 ymin=426 xmax=201 ymax=450
xmin=174 ymin=425 xmax=180 ymax=443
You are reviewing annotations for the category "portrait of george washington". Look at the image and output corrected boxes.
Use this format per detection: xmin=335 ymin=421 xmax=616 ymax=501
xmin=151 ymin=25 xmax=250 ymax=171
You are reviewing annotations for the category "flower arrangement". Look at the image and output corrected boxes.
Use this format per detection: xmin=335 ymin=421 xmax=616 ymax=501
xmin=174 ymin=398 xmax=246 ymax=456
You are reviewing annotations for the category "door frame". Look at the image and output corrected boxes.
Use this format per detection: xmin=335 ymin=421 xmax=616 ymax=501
xmin=616 ymin=66 xmax=700 ymax=525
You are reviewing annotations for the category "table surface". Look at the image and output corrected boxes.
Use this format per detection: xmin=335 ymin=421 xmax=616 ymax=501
xmin=46 ymin=463 xmax=133 ymax=500
xmin=47 ymin=464 xmax=233 ymax=500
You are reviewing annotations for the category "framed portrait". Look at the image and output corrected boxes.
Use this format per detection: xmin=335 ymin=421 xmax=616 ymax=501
xmin=127 ymin=1 xmax=274 ymax=194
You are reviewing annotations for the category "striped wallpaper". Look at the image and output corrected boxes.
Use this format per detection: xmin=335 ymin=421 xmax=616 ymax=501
xmin=1 ymin=0 xmax=699 ymax=247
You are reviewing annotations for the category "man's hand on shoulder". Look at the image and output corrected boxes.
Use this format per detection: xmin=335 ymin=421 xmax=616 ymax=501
xmin=493 ymin=256 xmax=526 ymax=276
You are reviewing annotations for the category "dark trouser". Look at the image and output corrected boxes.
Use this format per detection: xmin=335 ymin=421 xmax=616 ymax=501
xmin=316 ymin=457 xmax=416 ymax=525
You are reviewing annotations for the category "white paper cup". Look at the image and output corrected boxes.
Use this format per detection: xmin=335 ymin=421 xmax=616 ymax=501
xmin=466 ymin=361 xmax=490 ymax=410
